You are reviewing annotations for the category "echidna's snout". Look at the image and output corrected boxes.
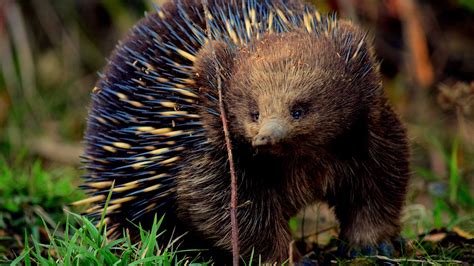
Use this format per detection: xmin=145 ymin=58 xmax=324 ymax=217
xmin=252 ymin=119 xmax=287 ymax=147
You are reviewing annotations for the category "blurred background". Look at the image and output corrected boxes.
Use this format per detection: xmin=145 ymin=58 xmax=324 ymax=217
xmin=0 ymin=0 xmax=473 ymax=262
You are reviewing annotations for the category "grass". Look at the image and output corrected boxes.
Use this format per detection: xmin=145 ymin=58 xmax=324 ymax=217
xmin=0 ymin=156 xmax=83 ymax=261
xmin=0 ymin=161 xmax=207 ymax=265
xmin=0 ymin=155 xmax=472 ymax=264
xmin=410 ymin=140 xmax=474 ymax=231
xmin=10 ymin=213 xmax=206 ymax=265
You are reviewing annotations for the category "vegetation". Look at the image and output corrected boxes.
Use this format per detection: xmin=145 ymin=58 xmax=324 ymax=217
xmin=11 ymin=212 xmax=205 ymax=265
xmin=0 ymin=0 xmax=473 ymax=264
xmin=0 ymin=157 xmax=82 ymax=259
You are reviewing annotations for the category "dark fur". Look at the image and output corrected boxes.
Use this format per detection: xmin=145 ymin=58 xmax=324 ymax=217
xmin=189 ymin=22 xmax=409 ymax=262
xmin=83 ymin=0 xmax=409 ymax=264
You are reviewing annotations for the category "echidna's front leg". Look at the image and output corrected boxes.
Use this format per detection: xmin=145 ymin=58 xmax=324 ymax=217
xmin=334 ymin=191 xmax=401 ymax=257
xmin=333 ymin=173 xmax=407 ymax=256
xmin=235 ymin=197 xmax=294 ymax=263
xmin=332 ymin=129 xmax=409 ymax=256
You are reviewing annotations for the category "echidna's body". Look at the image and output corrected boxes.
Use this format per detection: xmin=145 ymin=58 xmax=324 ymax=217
xmin=80 ymin=0 xmax=410 ymax=263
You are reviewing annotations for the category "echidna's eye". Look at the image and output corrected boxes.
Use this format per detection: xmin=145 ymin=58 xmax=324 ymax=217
xmin=291 ymin=109 xmax=303 ymax=120
xmin=251 ymin=111 xmax=260 ymax=122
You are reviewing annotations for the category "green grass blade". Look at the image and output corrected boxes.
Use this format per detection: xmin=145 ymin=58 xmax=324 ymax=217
xmin=449 ymin=139 xmax=460 ymax=204
xmin=98 ymin=180 xmax=115 ymax=241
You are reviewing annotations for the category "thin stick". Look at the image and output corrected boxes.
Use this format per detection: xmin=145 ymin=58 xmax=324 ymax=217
xmin=367 ymin=256 xmax=463 ymax=265
xmin=288 ymin=240 xmax=295 ymax=264
xmin=201 ymin=1 xmax=240 ymax=265
xmin=219 ymin=72 xmax=240 ymax=266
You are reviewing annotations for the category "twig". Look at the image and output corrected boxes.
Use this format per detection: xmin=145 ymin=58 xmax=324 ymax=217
xmin=300 ymin=226 xmax=338 ymax=241
xmin=288 ymin=240 xmax=294 ymax=265
xmin=368 ymin=255 xmax=463 ymax=265
xmin=201 ymin=1 xmax=240 ymax=265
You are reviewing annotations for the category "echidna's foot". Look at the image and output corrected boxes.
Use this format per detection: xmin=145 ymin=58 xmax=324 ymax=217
xmin=392 ymin=236 xmax=407 ymax=255
xmin=295 ymin=257 xmax=318 ymax=266
xmin=336 ymin=241 xmax=394 ymax=258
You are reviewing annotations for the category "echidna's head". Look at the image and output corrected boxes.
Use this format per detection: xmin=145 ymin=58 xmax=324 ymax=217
xmin=195 ymin=22 xmax=382 ymax=155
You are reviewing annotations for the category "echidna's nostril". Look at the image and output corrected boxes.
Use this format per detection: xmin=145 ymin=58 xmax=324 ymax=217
xmin=252 ymin=135 xmax=272 ymax=147
xmin=252 ymin=119 xmax=287 ymax=147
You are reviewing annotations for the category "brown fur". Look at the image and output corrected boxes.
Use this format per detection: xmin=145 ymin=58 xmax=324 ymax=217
xmin=183 ymin=22 xmax=409 ymax=263
xmin=83 ymin=0 xmax=409 ymax=264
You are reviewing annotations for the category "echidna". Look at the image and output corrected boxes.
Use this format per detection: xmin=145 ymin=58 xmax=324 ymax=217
xmin=77 ymin=0 xmax=410 ymax=263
